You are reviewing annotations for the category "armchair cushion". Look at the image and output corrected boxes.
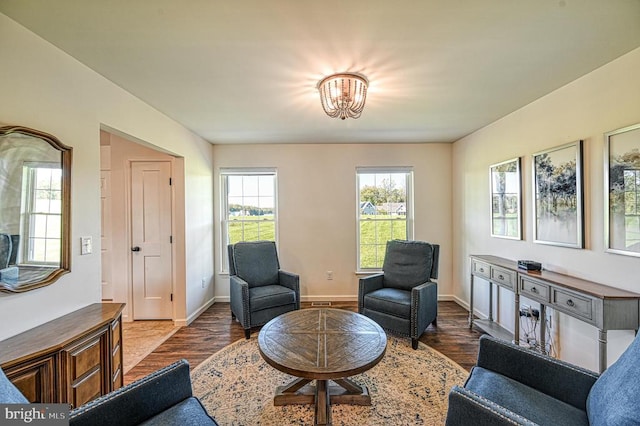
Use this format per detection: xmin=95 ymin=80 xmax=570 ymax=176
xmin=0 ymin=367 xmax=28 ymax=403
xmin=140 ymin=397 xmax=215 ymax=426
xmin=232 ymin=241 xmax=280 ymax=287
xmin=586 ymin=328 xmax=640 ymax=425
xmin=363 ymin=288 xmax=411 ymax=318
xmin=250 ymin=284 xmax=297 ymax=311
xmin=464 ymin=366 xmax=588 ymax=426
xmin=382 ymin=240 xmax=436 ymax=290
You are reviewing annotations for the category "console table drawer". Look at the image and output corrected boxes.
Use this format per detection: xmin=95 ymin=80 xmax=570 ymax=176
xmin=491 ymin=266 xmax=516 ymax=290
xmin=519 ymin=277 xmax=549 ymax=302
xmin=552 ymin=288 xmax=593 ymax=321
xmin=472 ymin=260 xmax=490 ymax=279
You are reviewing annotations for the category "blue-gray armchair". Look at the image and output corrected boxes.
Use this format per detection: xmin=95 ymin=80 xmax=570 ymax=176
xmin=228 ymin=241 xmax=300 ymax=338
xmin=446 ymin=333 xmax=640 ymax=425
xmin=1 ymin=359 xmax=217 ymax=425
xmin=359 ymin=240 xmax=439 ymax=350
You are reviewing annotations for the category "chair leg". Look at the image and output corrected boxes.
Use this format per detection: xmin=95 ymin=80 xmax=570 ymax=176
xmin=412 ymin=338 xmax=418 ymax=350
xmin=432 ymin=317 xmax=437 ymax=327
xmin=244 ymin=328 xmax=251 ymax=339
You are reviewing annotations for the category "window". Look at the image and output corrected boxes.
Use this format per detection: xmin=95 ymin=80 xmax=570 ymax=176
xmin=357 ymin=168 xmax=413 ymax=270
xmin=220 ymin=168 xmax=277 ymax=272
xmin=21 ymin=163 xmax=62 ymax=264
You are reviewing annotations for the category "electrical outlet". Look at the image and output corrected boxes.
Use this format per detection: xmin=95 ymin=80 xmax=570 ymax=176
xmin=201 ymin=277 xmax=206 ymax=288
xmin=326 ymin=271 xmax=333 ymax=280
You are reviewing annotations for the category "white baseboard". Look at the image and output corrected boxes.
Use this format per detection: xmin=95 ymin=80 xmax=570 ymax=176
xmin=179 ymin=296 xmax=216 ymax=326
xmin=215 ymin=294 xmax=464 ymax=303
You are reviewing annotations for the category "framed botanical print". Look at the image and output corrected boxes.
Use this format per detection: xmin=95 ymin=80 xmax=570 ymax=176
xmin=490 ymin=157 xmax=522 ymax=239
xmin=605 ymin=123 xmax=640 ymax=257
xmin=532 ymin=140 xmax=584 ymax=248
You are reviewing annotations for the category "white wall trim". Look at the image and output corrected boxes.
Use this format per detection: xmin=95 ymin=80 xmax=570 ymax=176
xmin=216 ymin=294 xmax=463 ymax=303
xmin=177 ymin=296 xmax=216 ymax=326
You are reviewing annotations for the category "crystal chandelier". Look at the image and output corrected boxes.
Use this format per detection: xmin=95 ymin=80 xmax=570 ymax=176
xmin=317 ymin=73 xmax=368 ymax=120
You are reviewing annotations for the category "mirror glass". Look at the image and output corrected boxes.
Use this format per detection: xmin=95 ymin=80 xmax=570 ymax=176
xmin=0 ymin=126 xmax=71 ymax=293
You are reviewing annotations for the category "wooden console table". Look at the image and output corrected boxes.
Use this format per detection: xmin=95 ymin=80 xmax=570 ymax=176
xmin=0 ymin=303 xmax=125 ymax=407
xmin=469 ymin=255 xmax=640 ymax=372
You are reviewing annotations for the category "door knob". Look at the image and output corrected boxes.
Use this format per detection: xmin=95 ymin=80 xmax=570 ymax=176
xmin=131 ymin=246 xmax=141 ymax=252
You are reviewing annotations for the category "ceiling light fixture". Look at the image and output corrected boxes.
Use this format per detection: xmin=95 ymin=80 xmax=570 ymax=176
xmin=317 ymin=73 xmax=368 ymax=120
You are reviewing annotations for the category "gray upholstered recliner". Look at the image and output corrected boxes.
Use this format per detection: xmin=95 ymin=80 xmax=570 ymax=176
xmin=1 ymin=359 xmax=217 ymax=426
xmin=446 ymin=333 xmax=640 ymax=426
xmin=359 ymin=239 xmax=439 ymax=350
xmin=228 ymin=241 xmax=300 ymax=338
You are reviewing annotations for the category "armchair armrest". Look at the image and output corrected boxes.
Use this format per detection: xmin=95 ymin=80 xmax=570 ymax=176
xmin=229 ymin=275 xmax=250 ymax=327
xmin=411 ymin=281 xmax=437 ymax=338
xmin=70 ymin=360 xmax=194 ymax=426
xmin=279 ymin=270 xmax=300 ymax=309
xmin=476 ymin=335 xmax=598 ymax=410
xmin=446 ymin=386 xmax=537 ymax=426
xmin=358 ymin=274 xmax=384 ymax=312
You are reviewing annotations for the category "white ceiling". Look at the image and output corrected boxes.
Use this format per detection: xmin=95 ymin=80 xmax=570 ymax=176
xmin=2 ymin=1 xmax=640 ymax=144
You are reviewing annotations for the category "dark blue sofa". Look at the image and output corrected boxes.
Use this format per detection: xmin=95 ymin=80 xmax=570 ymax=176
xmin=446 ymin=334 xmax=640 ymax=425
xmin=1 ymin=359 xmax=217 ymax=426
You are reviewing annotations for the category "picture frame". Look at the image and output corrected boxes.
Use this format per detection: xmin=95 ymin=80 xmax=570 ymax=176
xmin=490 ymin=157 xmax=522 ymax=239
xmin=605 ymin=123 xmax=640 ymax=257
xmin=532 ymin=140 xmax=584 ymax=248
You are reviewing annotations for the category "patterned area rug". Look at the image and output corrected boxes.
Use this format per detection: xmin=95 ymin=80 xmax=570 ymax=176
xmin=191 ymin=336 xmax=468 ymax=425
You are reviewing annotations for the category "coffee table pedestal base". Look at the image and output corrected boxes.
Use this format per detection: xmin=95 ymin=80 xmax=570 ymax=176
xmin=274 ymin=377 xmax=371 ymax=425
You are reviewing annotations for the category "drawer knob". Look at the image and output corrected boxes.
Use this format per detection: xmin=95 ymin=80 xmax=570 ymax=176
xmin=531 ymin=287 xmax=538 ymax=294
xmin=479 ymin=268 xmax=485 ymax=273
xmin=498 ymin=274 xmax=504 ymax=280
xmin=566 ymin=299 xmax=575 ymax=307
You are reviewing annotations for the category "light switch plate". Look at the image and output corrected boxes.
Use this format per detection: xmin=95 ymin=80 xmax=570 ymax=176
xmin=80 ymin=236 xmax=92 ymax=255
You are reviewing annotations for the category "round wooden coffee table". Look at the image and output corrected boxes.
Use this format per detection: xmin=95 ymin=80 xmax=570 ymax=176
xmin=258 ymin=308 xmax=387 ymax=425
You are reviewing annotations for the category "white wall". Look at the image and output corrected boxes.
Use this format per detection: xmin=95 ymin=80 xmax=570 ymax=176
xmin=213 ymin=143 xmax=453 ymax=301
xmin=452 ymin=47 xmax=640 ymax=371
xmin=0 ymin=13 xmax=214 ymax=340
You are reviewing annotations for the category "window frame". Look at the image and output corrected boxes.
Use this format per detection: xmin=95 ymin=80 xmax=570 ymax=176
xmin=356 ymin=167 xmax=414 ymax=272
xmin=220 ymin=168 xmax=278 ymax=273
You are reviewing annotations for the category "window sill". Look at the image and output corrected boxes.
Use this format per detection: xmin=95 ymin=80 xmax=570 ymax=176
xmin=355 ymin=270 xmax=382 ymax=276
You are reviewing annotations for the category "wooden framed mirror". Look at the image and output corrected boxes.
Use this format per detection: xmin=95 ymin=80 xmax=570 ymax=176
xmin=0 ymin=126 xmax=71 ymax=293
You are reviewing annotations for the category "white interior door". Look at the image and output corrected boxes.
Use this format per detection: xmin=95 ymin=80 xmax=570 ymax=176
xmin=131 ymin=161 xmax=173 ymax=319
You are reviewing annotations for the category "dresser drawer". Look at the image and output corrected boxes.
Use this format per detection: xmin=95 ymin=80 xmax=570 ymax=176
xmin=472 ymin=260 xmax=491 ymax=279
xmin=519 ymin=276 xmax=549 ymax=302
xmin=491 ymin=266 xmax=516 ymax=290
xmin=69 ymin=338 xmax=102 ymax=381
xmin=552 ymin=288 xmax=593 ymax=321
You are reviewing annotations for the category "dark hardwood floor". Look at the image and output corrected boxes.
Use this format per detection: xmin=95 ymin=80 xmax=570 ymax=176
xmin=125 ymin=301 xmax=483 ymax=384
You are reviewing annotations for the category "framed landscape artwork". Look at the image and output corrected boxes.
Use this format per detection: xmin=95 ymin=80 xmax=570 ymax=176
xmin=490 ymin=157 xmax=522 ymax=239
xmin=532 ymin=140 xmax=584 ymax=248
xmin=605 ymin=123 xmax=640 ymax=257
